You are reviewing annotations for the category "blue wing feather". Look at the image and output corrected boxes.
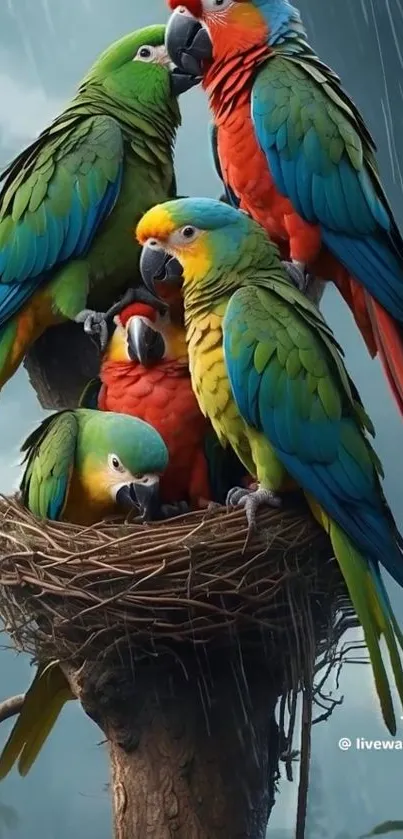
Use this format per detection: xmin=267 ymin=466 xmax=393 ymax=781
xmin=251 ymin=63 xmax=403 ymax=321
xmin=223 ymin=287 xmax=403 ymax=586
xmin=48 ymin=475 xmax=69 ymax=520
xmin=0 ymin=115 xmax=124 ymax=327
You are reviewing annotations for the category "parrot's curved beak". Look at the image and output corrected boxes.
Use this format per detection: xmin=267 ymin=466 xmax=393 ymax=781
xmin=130 ymin=474 xmax=161 ymax=521
xmin=166 ymin=9 xmax=213 ymax=79
xmin=115 ymin=475 xmax=161 ymax=521
xmin=170 ymin=66 xmax=201 ymax=96
xmin=115 ymin=483 xmax=138 ymax=511
xmin=140 ymin=245 xmax=183 ymax=296
xmin=126 ymin=316 xmax=165 ymax=365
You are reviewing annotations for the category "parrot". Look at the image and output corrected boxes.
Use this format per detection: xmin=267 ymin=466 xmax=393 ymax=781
xmin=136 ymin=196 xmax=403 ymax=735
xmin=164 ymin=0 xmax=403 ymax=417
xmin=0 ymin=24 xmax=198 ymax=391
xmin=0 ymin=408 xmax=169 ymax=779
xmin=20 ymin=408 xmax=169 ymax=525
xmin=79 ymin=281 xmax=250 ymax=507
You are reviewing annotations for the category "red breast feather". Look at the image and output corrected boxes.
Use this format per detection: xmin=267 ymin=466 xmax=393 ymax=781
xmin=100 ymin=359 xmax=211 ymax=507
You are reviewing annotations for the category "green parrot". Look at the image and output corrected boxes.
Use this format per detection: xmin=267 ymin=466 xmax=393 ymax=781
xmin=137 ymin=196 xmax=403 ymax=735
xmin=20 ymin=408 xmax=169 ymax=525
xmin=0 ymin=407 xmax=169 ymax=779
xmin=0 ymin=24 xmax=198 ymax=391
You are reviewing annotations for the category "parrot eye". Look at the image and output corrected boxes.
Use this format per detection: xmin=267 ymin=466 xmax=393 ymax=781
xmin=169 ymin=225 xmax=201 ymax=247
xmin=134 ymin=45 xmax=157 ymax=63
xmin=108 ymin=453 xmax=125 ymax=473
xmin=202 ymin=0 xmax=232 ymax=10
xmin=183 ymin=226 xmax=196 ymax=238
xmin=179 ymin=225 xmax=200 ymax=243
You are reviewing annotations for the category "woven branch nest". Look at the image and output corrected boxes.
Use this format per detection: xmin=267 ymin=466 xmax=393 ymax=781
xmin=0 ymin=495 xmax=353 ymax=672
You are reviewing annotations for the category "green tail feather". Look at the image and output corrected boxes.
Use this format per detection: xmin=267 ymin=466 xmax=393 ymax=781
xmin=331 ymin=521 xmax=403 ymax=735
xmin=0 ymin=662 xmax=73 ymax=779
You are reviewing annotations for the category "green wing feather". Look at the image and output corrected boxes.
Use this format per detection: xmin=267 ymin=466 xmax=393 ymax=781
xmin=223 ymin=280 xmax=403 ymax=732
xmin=20 ymin=411 xmax=78 ymax=520
xmin=0 ymin=112 xmax=124 ymax=325
xmin=251 ymin=53 xmax=403 ymax=318
xmin=252 ymin=53 xmax=391 ymax=230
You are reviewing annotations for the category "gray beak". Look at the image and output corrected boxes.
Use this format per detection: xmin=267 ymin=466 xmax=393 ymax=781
xmin=127 ymin=317 xmax=165 ymax=366
xmin=131 ymin=474 xmax=161 ymax=521
xmin=170 ymin=66 xmax=201 ymax=96
xmin=166 ymin=9 xmax=213 ymax=78
xmin=139 ymin=246 xmax=183 ymax=295
xmin=115 ymin=483 xmax=139 ymax=512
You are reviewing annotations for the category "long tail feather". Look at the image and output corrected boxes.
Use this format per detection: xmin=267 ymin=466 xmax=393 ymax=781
xmin=331 ymin=523 xmax=398 ymax=734
xmin=365 ymin=295 xmax=403 ymax=418
xmin=314 ymin=253 xmax=403 ymax=417
xmin=314 ymin=253 xmax=377 ymax=356
xmin=307 ymin=498 xmax=403 ymax=734
xmin=0 ymin=662 xmax=73 ymax=779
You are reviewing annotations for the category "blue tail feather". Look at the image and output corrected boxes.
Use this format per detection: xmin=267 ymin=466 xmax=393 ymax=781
xmin=322 ymin=228 xmax=403 ymax=320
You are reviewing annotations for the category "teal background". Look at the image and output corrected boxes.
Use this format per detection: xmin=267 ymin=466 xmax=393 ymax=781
xmin=0 ymin=1 xmax=402 ymax=836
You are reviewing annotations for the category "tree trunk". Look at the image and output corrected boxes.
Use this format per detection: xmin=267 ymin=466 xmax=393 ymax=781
xmin=24 ymin=321 xmax=101 ymax=410
xmin=75 ymin=653 xmax=281 ymax=839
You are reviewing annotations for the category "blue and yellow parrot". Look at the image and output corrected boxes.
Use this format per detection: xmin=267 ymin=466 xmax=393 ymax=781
xmin=137 ymin=196 xmax=403 ymax=735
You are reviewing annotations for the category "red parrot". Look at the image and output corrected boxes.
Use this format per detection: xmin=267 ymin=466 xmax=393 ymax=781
xmin=165 ymin=0 xmax=403 ymax=417
xmin=82 ymin=284 xmax=249 ymax=509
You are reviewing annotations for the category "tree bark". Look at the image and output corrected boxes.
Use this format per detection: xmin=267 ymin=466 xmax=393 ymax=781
xmin=24 ymin=322 xmax=101 ymax=410
xmin=72 ymin=652 xmax=281 ymax=839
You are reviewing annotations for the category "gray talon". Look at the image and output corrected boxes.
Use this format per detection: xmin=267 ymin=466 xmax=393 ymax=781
xmin=75 ymin=309 xmax=109 ymax=351
xmin=159 ymin=501 xmax=190 ymax=520
xmin=226 ymin=486 xmax=248 ymax=507
xmin=226 ymin=485 xmax=282 ymax=532
xmin=282 ymin=260 xmax=314 ymax=294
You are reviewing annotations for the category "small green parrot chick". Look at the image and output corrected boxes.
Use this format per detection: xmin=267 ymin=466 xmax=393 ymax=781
xmin=20 ymin=409 xmax=169 ymax=525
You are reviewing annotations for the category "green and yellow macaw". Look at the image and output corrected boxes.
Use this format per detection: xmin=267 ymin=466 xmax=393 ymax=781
xmin=0 ymin=24 xmax=197 ymax=391
xmin=0 ymin=408 xmax=168 ymax=778
xmin=137 ymin=196 xmax=403 ymax=735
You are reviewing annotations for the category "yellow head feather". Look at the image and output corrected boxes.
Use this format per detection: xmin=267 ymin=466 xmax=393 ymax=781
xmin=136 ymin=204 xmax=176 ymax=244
xmin=136 ymin=205 xmax=212 ymax=285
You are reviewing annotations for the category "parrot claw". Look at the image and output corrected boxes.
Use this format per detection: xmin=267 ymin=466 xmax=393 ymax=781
xmin=281 ymin=260 xmax=314 ymax=295
xmin=226 ymin=485 xmax=282 ymax=547
xmin=75 ymin=309 xmax=109 ymax=351
xmin=157 ymin=501 xmax=191 ymax=520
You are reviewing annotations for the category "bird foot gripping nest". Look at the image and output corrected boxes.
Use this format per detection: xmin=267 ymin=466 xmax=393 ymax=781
xmin=0 ymin=494 xmax=351 ymax=669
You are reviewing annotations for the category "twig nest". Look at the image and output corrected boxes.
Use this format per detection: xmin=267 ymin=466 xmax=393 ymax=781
xmin=0 ymin=495 xmax=351 ymax=670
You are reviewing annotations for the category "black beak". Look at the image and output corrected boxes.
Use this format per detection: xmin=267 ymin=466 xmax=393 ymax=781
xmin=115 ymin=483 xmax=139 ymax=512
xmin=140 ymin=246 xmax=183 ymax=295
xmin=130 ymin=475 xmax=161 ymax=522
xmin=170 ymin=66 xmax=201 ymax=96
xmin=127 ymin=317 xmax=165 ymax=366
xmin=166 ymin=9 xmax=213 ymax=79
